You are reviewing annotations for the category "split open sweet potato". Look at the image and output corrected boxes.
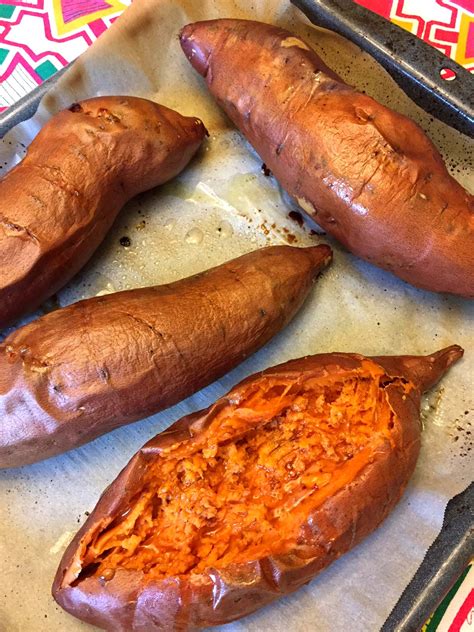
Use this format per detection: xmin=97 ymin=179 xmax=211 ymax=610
xmin=181 ymin=19 xmax=474 ymax=297
xmin=53 ymin=344 xmax=463 ymax=631
xmin=0 ymin=244 xmax=331 ymax=468
xmin=0 ymin=96 xmax=206 ymax=328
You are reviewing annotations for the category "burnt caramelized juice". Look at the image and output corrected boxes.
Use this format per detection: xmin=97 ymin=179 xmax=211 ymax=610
xmin=82 ymin=365 xmax=405 ymax=580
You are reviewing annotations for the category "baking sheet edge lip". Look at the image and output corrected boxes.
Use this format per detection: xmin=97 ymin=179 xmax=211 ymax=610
xmin=0 ymin=64 xmax=69 ymax=139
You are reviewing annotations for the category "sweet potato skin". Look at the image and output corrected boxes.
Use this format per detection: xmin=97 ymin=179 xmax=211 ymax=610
xmin=180 ymin=19 xmax=474 ymax=297
xmin=52 ymin=345 xmax=463 ymax=631
xmin=0 ymin=96 xmax=206 ymax=328
xmin=0 ymin=244 xmax=331 ymax=468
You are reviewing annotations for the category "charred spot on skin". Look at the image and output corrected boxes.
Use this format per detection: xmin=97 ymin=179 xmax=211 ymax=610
xmin=260 ymin=308 xmax=267 ymax=317
xmin=69 ymin=103 xmax=83 ymax=113
xmin=261 ymin=163 xmax=272 ymax=177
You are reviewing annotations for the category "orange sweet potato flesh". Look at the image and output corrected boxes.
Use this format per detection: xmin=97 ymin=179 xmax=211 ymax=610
xmin=0 ymin=96 xmax=206 ymax=328
xmin=53 ymin=345 xmax=463 ymax=631
xmin=180 ymin=19 xmax=474 ymax=297
xmin=0 ymin=244 xmax=331 ymax=468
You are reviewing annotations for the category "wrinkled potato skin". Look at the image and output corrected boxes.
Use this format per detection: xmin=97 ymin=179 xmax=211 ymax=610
xmin=52 ymin=345 xmax=463 ymax=631
xmin=0 ymin=96 xmax=206 ymax=328
xmin=0 ymin=244 xmax=331 ymax=468
xmin=180 ymin=19 xmax=474 ymax=297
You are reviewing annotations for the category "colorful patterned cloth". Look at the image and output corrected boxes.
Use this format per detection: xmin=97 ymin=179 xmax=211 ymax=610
xmin=0 ymin=1 xmax=472 ymax=630
xmin=0 ymin=0 xmax=472 ymax=111
xmin=357 ymin=0 xmax=474 ymax=74
xmin=422 ymin=562 xmax=474 ymax=632
xmin=0 ymin=0 xmax=130 ymax=111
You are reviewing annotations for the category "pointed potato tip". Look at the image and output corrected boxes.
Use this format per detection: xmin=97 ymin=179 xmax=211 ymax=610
xmin=413 ymin=344 xmax=464 ymax=393
xmin=307 ymin=244 xmax=333 ymax=271
xmin=179 ymin=22 xmax=210 ymax=76
xmin=430 ymin=344 xmax=464 ymax=368
xmin=179 ymin=23 xmax=194 ymax=44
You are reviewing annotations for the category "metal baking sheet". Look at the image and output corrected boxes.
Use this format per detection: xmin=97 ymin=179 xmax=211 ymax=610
xmin=291 ymin=0 xmax=474 ymax=137
xmin=382 ymin=482 xmax=473 ymax=631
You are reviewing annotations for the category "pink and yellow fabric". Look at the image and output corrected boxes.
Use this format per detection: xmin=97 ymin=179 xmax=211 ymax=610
xmin=357 ymin=0 xmax=474 ymax=73
xmin=0 ymin=0 xmax=130 ymax=111
xmin=0 ymin=0 xmax=473 ymax=111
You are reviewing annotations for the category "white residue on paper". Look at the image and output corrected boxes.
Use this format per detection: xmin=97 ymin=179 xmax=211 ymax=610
xmin=49 ymin=531 xmax=75 ymax=555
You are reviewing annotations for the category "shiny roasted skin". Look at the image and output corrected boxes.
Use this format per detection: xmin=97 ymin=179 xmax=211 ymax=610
xmin=0 ymin=244 xmax=331 ymax=468
xmin=0 ymin=96 xmax=206 ymax=328
xmin=180 ymin=19 xmax=474 ymax=296
xmin=52 ymin=345 xmax=463 ymax=631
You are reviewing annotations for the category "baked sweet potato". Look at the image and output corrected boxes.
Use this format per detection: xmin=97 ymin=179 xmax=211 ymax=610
xmin=0 ymin=244 xmax=331 ymax=468
xmin=180 ymin=19 xmax=474 ymax=297
xmin=0 ymin=96 xmax=206 ymax=329
xmin=52 ymin=344 xmax=463 ymax=631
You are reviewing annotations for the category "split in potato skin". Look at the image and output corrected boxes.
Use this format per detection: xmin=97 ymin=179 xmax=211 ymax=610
xmin=53 ymin=347 xmax=463 ymax=630
xmin=78 ymin=363 xmax=408 ymax=581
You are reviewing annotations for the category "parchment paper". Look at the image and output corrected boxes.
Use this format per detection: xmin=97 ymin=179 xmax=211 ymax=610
xmin=0 ymin=1 xmax=472 ymax=631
